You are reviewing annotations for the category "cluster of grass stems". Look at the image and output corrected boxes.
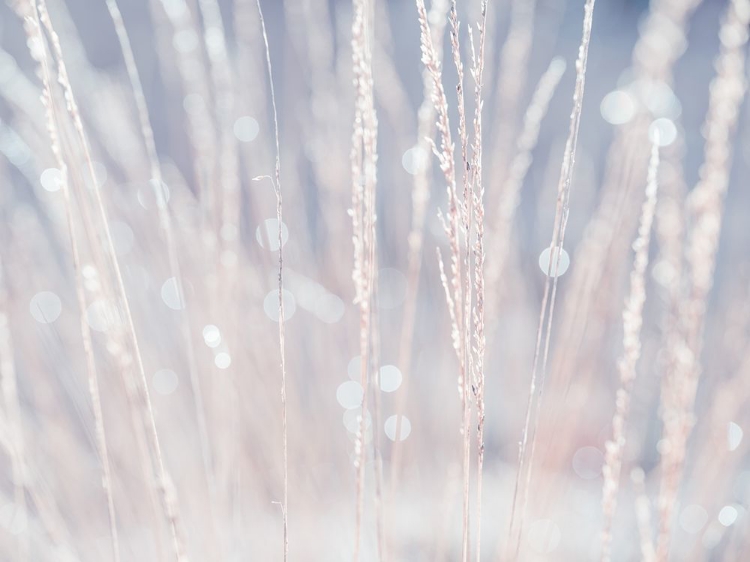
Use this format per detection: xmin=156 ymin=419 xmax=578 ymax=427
xmin=0 ymin=0 xmax=748 ymax=560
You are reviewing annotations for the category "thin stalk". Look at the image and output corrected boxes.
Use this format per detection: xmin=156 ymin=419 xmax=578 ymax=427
xmin=36 ymin=0 xmax=187 ymax=556
xmin=255 ymin=1 xmax=289 ymax=558
xmin=507 ymin=1 xmax=597 ymax=558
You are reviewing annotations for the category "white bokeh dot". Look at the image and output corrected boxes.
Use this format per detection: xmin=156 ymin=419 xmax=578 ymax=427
xmin=255 ymin=219 xmax=289 ymax=251
xmin=29 ymin=291 xmax=62 ymax=324
xmin=161 ymin=277 xmax=185 ymax=310
xmin=233 ymin=116 xmax=259 ymax=142
xmin=264 ymin=289 xmax=296 ymax=322
xmin=402 ymin=146 xmax=427 ymax=175
xmin=153 ymin=369 xmax=179 ymax=395
xmin=348 ymin=356 xmax=362 ymax=381
xmin=214 ymin=352 xmax=232 ymax=370
xmin=137 ymin=180 xmax=170 ymax=210
xmin=379 ymin=365 xmax=403 ymax=393
xmin=538 ymin=246 xmax=570 ymax=277
xmin=336 ymin=381 xmax=364 ymax=409
xmin=384 ymin=415 xmax=411 ymax=441
xmin=40 ymin=168 xmax=63 ymax=192
xmin=600 ymin=90 xmax=637 ymax=125
xmin=719 ymin=505 xmax=738 ymax=527
xmin=649 ymin=118 xmax=677 ymax=147
xmin=632 ymin=79 xmax=681 ymax=119
xmin=86 ymin=300 xmax=122 ymax=333
xmin=728 ymin=421 xmax=743 ymax=451
xmin=315 ymin=293 xmax=345 ymax=324
xmin=572 ymin=446 xmax=603 ymax=480
xmin=680 ymin=505 xmax=708 ymax=534
xmin=4 ymin=140 xmax=30 ymax=167
xmin=161 ymin=0 xmax=188 ymax=18
xmin=202 ymin=325 xmax=221 ymax=348
xmin=205 ymin=27 xmax=223 ymax=57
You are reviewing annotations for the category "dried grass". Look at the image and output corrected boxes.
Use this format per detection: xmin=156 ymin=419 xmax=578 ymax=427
xmin=0 ymin=0 xmax=747 ymax=560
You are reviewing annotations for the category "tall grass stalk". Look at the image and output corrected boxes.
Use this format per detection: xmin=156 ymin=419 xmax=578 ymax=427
xmin=485 ymin=56 xmax=565 ymax=309
xmin=656 ymin=1 xmax=750 ymax=558
xmin=32 ymin=0 xmax=188 ymax=556
xmin=1 ymin=0 xmax=747 ymax=559
xmin=390 ymin=0 xmax=450 ymax=498
xmin=447 ymin=5 xmax=474 ymax=560
xmin=507 ymin=0 xmax=597 ymax=557
xmin=351 ymin=0 xmax=379 ymax=558
xmin=600 ymin=136 xmax=660 ymax=561
xmin=631 ymin=468 xmax=656 ymax=562
xmin=0 ymin=262 xmax=29 ymax=561
xmin=468 ymin=4 xmax=488 ymax=560
xmin=254 ymin=0 xmax=289 ymax=558
xmin=24 ymin=5 xmax=120 ymax=561
xmin=103 ymin=4 xmax=221 ymax=555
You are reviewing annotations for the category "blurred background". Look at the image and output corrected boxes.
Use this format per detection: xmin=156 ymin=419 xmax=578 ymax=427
xmin=0 ymin=0 xmax=748 ymax=560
